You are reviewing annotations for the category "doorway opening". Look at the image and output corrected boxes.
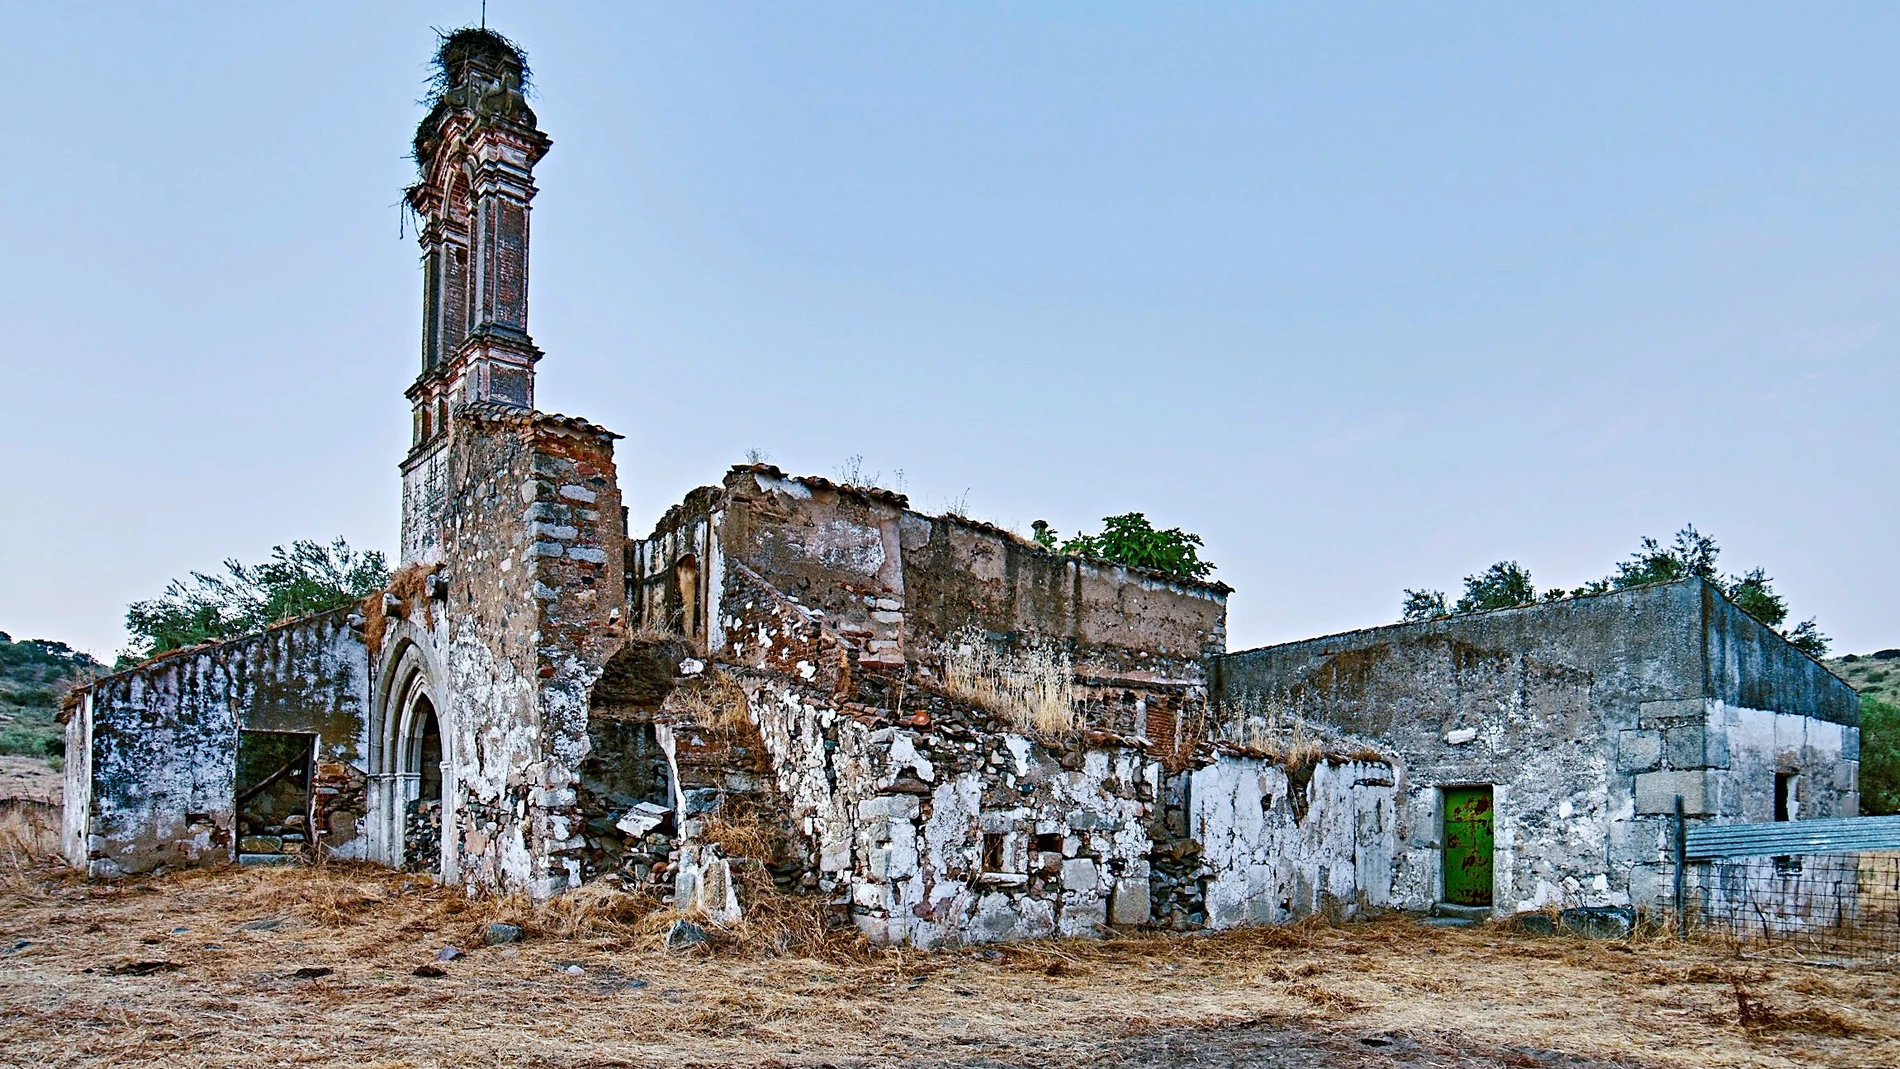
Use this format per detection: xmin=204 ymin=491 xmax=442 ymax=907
xmin=403 ymin=694 xmax=445 ymax=874
xmin=236 ymin=731 xmax=315 ymax=864
xmin=1442 ymin=784 xmax=1494 ymax=908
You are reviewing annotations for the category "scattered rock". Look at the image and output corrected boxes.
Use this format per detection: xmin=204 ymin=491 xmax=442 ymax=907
xmin=436 ymin=946 xmax=465 ymax=961
xmin=665 ymin=919 xmax=709 ymax=950
xmin=483 ymin=923 xmax=524 ymax=945
xmin=412 ymin=964 xmax=447 ymax=978
xmin=108 ymin=960 xmax=180 ymax=976
xmin=1559 ymin=907 xmax=1634 ymax=940
xmin=291 ymin=966 xmax=333 ymax=979
xmin=1507 ymin=912 xmax=1558 ymax=936
xmin=6 ymin=940 xmax=32 ymax=954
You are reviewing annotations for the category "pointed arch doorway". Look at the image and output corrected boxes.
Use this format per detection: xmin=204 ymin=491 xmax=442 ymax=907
xmin=372 ymin=640 xmax=455 ymax=880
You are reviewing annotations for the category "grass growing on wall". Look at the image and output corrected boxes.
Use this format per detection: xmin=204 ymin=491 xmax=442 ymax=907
xmin=939 ymin=630 xmax=1078 ymax=738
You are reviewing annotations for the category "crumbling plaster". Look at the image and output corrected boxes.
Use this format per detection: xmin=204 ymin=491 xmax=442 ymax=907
xmin=62 ymin=609 xmax=371 ymax=877
xmin=1220 ymin=579 xmax=1860 ymax=916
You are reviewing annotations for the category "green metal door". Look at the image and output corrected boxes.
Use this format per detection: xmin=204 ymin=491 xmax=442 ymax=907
xmin=1443 ymin=786 xmax=1494 ymax=907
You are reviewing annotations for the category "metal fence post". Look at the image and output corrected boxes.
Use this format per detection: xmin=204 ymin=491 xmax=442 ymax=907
xmin=1673 ymin=794 xmax=1687 ymax=941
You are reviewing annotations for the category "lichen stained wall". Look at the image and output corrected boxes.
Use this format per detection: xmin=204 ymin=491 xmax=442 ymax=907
xmin=642 ymin=478 xmax=1253 ymax=948
xmin=644 ymin=465 xmax=1230 ymax=738
xmin=67 ymin=609 xmax=370 ymax=877
xmin=435 ymin=404 xmax=627 ymax=897
xmin=1221 ymin=579 xmax=1861 ymax=915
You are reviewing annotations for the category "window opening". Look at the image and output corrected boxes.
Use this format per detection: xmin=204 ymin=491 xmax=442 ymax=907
xmin=1774 ymin=772 xmax=1798 ymax=822
xmin=982 ymin=833 xmax=1006 ymax=873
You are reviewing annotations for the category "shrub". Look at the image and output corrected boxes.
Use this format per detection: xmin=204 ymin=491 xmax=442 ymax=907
xmin=1060 ymin=513 xmax=1216 ymax=582
xmin=1860 ymin=697 xmax=1899 ymax=817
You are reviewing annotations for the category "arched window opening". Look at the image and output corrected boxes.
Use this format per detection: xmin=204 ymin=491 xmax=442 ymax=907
xmin=417 ymin=698 xmax=443 ymax=803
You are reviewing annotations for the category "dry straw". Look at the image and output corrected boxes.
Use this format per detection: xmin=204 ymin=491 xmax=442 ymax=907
xmin=939 ymin=629 xmax=1077 ymax=737
xmin=2 ymin=794 xmax=1896 ymax=1069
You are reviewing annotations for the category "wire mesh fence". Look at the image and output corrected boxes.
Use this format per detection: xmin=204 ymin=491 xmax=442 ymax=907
xmin=1680 ymin=851 xmax=1900 ymax=966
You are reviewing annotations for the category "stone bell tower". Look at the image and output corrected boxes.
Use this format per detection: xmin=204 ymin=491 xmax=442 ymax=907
xmin=401 ymin=28 xmax=552 ymax=563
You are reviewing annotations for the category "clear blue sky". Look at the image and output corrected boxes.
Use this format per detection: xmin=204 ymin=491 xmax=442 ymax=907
xmin=2 ymin=3 xmax=1895 ymax=660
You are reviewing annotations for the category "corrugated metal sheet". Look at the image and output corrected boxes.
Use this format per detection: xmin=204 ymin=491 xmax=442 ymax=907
xmin=1685 ymin=815 xmax=1900 ymax=860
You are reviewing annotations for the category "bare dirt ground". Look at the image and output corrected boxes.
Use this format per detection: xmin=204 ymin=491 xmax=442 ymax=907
xmin=2 ymin=812 xmax=1896 ymax=1069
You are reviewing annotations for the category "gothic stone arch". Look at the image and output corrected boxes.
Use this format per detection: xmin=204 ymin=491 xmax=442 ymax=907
xmin=369 ymin=631 xmax=457 ymax=880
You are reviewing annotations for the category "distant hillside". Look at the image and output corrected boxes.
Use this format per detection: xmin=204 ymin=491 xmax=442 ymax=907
xmin=1829 ymin=650 xmax=1900 ymax=707
xmin=0 ymin=630 xmax=103 ymax=763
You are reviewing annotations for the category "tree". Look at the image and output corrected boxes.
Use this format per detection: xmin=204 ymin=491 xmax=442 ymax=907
xmin=1401 ymin=589 xmax=1448 ymax=622
xmin=1784 ymin=619 xmax=1830 ymax=659
xmin=1453 ymin=561 xmax=1537 ymax=615
xmin=1396 ymin=524 xmax=1830 ymax=657
xmin=1612 ymin=524 xmax=1720 ymax=588
xmin=124 ymin=539 xmax=389 ymax=660
xmin=1060 ymin=513 xmax=1216 ymax=581
xmin=1861 ymin=697 xmax=1900 ymax=817
xmin=1724 ymin=568 xmax=1787 ymax=629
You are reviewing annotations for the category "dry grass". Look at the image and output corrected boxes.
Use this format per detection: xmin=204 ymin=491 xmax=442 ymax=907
xmin=939 ymin=629 xmax=1078 ymax=737
xmin=1215 ymin=691 xmax=1397 ymax=772
xmin=3 ymin=806 xmax=1899 ymax=1067
xmin=662 ymin=668 xmax=751 ymax=736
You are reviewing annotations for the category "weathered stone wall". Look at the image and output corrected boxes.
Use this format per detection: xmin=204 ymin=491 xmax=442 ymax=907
xmin=432 ymin=404 xmax=627 ymax=896
xmin=1220 ymin=579 xmax=1860 ymax=915
xmin=1190 ymin=755 xmax=1400 ymax=928
xmin=64 ymin=609 xmax=370 ymax=877
xmin=709 ymin=564 xmax=1162 ymax=946
xmin=723 ymin=466 xmax=1226 ymax=684
xmin=621 ymin=467 xmax=1259 ymax=944
xmin=633 ymin=466 xmax=1229 ymax=736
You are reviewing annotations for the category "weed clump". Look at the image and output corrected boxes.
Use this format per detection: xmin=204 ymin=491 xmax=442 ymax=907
xmin=939 ymin=629 xmax=1077 ymax=737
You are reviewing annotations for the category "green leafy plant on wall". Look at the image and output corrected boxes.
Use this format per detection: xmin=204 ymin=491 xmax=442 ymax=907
xmin=1052 ymin=513 xmax=1216 ymax=582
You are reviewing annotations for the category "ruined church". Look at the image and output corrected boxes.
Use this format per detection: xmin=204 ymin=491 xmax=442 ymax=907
xmin=61 ymin=29 xmax=1860 ymax=946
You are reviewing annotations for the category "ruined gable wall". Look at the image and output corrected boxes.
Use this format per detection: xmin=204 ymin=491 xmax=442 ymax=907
xmin=716 ymin=563 xmax=1160 ymax=946
xmin=1702 ymin=583 xmax=1858 ymax=728
xmin=438 ymin=409 xmax=627 ymax=896
xmin=67 ymin=610 xmax=370 ymax=877
xmin=627 ymin=484 xmax=725 ymax=645
xmin=1681 ymin=588 xmax=1860 ymax=825
xmin=708 ymin=467 xmax=1228 ymax=736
